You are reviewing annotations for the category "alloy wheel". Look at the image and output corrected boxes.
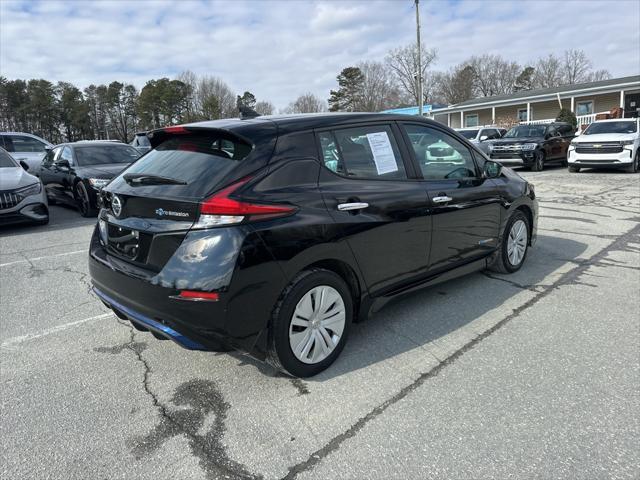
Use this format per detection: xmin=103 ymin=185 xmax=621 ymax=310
xmin=507 ymin=219 xmax=527 ymax=266
xmin=289 ymin=285 xmax=346 ymax=364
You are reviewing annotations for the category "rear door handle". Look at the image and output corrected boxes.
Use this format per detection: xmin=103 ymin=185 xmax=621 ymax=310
xmin=432 ymin=196 xmax=453 ymax=204
xmin=337 ymin=202 xmax=369 ymax=211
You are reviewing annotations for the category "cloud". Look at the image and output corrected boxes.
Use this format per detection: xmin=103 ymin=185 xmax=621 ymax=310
xmin=1 ymin=0 xmax=638 ymax=110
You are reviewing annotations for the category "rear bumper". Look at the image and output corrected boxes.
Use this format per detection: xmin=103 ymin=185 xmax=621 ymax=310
xmin=93 ymin=287 xmax=209 ymax=350
xmin=88 ymin=222 xmax=286 ymax=358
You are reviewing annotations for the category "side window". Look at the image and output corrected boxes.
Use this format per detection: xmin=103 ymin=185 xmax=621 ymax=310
xmin=57 ymin=146 xmax=74 ymax=165
xmin=318 ymin=125 xmax=407 ymax=180
xmin=3 ymin=135 xmax=15 ymax=152
xmin=42 ymin=147 xmax=59 ymax=167
xmin=558 ymin=125 xmax=573 ymax=136
xmin=402 ymin=124 xmax=478 ymax=180
xmin=483 ymin=129 xmax=498 ymax=139
xmin=9 ymin=135 xmax=47 ymax=153
xmin=547 ymin=126 xmax=559 ymax=137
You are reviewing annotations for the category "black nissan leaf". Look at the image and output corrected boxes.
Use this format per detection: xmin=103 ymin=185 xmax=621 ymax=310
xmin=89 ymin=114 xmax=538 ymax=377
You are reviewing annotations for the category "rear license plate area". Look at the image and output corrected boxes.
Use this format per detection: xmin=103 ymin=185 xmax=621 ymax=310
xmin=107 ymin=223 xmax=151 ymax=262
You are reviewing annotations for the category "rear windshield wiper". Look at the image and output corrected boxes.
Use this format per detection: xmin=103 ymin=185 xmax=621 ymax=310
xmin=123 ymin=173 xmax=187 ymax=186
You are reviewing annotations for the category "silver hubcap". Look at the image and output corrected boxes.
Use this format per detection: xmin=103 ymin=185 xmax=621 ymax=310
xmin=507 ymin=219 xmax=527 ymax=266
xmin=289 ymin=285 xmax=345 ymax=364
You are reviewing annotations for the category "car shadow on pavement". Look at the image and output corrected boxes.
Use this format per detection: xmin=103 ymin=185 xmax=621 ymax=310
xmin=306 ymin=234 xmax=588 ymax=381
xmin=0 ymin=205 xmax=96 ymax=238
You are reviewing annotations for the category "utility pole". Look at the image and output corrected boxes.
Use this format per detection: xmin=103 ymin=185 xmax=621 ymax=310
xmin=415 ymin=0 xmax=423 ymax=116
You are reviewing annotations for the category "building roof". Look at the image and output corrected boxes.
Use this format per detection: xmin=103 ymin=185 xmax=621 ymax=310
xmin=432 ymin=75 xmax=640 ymax=114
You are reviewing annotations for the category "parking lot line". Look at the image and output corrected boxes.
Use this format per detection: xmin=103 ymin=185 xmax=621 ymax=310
xmin=0 ymin=312 xmax=112 ymax=348
xmin=0 ymin=249 xmax=88 ymax=268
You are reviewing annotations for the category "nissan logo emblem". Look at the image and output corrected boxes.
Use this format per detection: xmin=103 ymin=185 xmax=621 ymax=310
xmin=112 ymin=195 xmax=123 ymax=217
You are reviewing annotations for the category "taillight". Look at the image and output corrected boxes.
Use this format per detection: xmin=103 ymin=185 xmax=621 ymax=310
xmin=195 ymin=177 xmax=295 ymax=227
xmin=163 ymin=126 xmax=189 ymax=134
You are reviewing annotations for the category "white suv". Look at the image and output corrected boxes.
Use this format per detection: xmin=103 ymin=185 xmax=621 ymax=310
xmin=568 ymin=119 xmax=639 ymax=173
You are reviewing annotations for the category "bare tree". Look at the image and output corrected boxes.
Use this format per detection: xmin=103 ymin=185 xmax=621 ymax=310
xmin=466 ymin=54 xmax=521 ymax=97
xmin=357 ymin=61 xmax=400 ymax=111
xmin=562 ymin=49 xmax=593 ymax=84
xmin=586 ymin=69 xmax=612 ymax=82
xmin=386 ymin=43 xmax=437 ymax=106
xmin=196 ymin=75 xmax=236 ymax=119
xmin=433 ymin=65 xmax=475 ymax=104
xmin=532 ymin=54 xmax=563 ymax=88
xmin=285 ymin=92 xmax=326 ymax=113
xmin=175 ymin=71 xmax=237 ymax=120
xmin=531 ymin=50 xmax=611 ymax=88
xmin=255 ymin=100 xmax=275 ymax=115
xmin=176 ymin=70 xmax=201 ymax=121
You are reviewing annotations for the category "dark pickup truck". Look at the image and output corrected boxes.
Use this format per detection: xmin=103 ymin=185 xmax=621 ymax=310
xmin=488 ymin=122 xmax=575 ymax=171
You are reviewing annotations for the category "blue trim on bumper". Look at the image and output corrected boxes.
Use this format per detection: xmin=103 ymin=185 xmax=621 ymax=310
xmin=93 ymin=287 xmax=206 ymax=350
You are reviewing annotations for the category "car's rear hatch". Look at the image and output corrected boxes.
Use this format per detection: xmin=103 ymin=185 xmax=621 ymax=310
xmin=98 ymin=122 xmax=277 ymax=272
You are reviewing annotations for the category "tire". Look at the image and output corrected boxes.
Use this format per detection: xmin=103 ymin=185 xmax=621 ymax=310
xmin=531 ymin=150 xmax=544 ymax=171
xmin=75 ymin=181 xmax=96 ymax=217
xmin=266 ymin=268 xmax=353 ymax=377
xmin=488 ymin=210 xmax=530 ymax=274
xmin=568 ymin=165 xmax=580 ymax=173
xmin=624 ymin=151 xmax=639 ymax=173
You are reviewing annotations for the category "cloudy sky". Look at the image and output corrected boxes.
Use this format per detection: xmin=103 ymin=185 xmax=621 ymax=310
xmin=1 ymin=0 xmax=639 ymax=109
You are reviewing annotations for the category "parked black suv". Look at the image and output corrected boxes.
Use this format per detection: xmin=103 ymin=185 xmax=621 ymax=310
xmin=89 ymin=114 xmax=538 ymax=377
xmin=488 ymin=122 xmax=574 ymax=171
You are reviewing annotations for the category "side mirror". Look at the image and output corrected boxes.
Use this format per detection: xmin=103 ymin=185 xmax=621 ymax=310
xmin=56 ymin=159 xmax=70 ymax=169
xmin=483 ymin=161 xmax=502 ymax=179
xmin=19 ymin=160 xmax=29 ymax=171
xmin=44 ymin=145 xmax=52 ymax=151
xmin=479 ymin=135 xmax=488 ymax=141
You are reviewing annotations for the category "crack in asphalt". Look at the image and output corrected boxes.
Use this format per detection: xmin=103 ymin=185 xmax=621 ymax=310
xmin=481 ymin=272 xmax=545 ymax=292
xmin=281 ymin=222 xmax=640 ymax=480
xmin=540 ymin=215 xmax=596 ymax=224
xmin=101 ymin=319 xmax=260 ymax=480
xmin=228 ymin=351 xmax=311 ymax=396
xmin=290 ymin=378 xmax=310 ymax=396
xmin=18 ymin=250 xmax=93 ymax=294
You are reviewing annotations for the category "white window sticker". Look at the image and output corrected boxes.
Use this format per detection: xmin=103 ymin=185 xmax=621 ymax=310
xmin=366 ymin=131 xmax=398 ymax=175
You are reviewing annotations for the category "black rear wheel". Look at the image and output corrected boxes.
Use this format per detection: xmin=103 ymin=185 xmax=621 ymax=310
xmin=75 ymin=182 xmax=96 ymax=217
xmin=568 ymin=165 xmax=580 ymax=173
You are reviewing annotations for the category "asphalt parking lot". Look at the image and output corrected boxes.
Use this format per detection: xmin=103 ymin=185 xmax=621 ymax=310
xmin=1 ymin=167 xmax=639 ymax=480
